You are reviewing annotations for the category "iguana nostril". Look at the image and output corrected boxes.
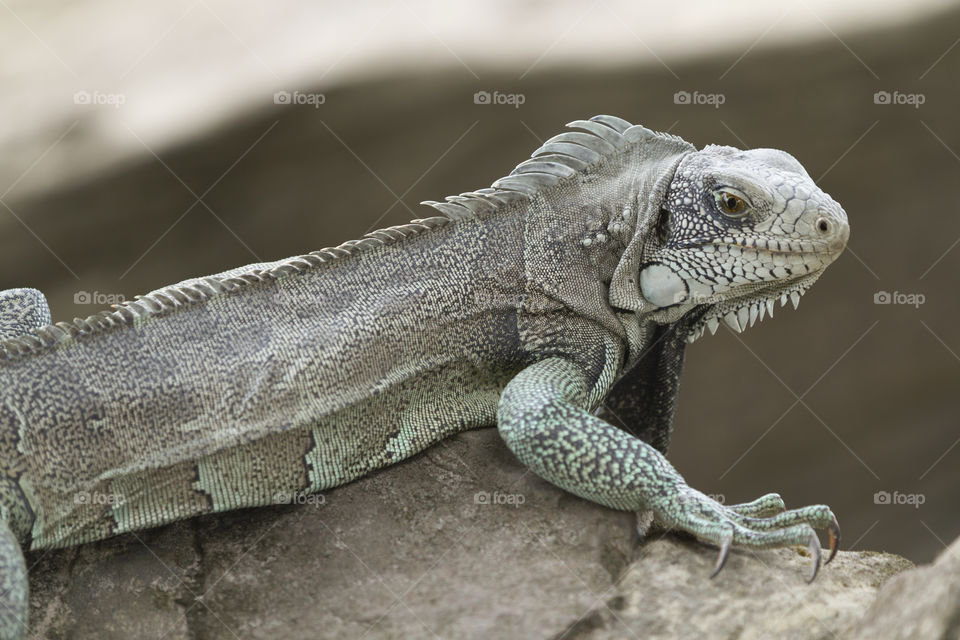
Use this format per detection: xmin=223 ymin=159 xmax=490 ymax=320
xmin=816 ymin=218 xmax=830 ymax=234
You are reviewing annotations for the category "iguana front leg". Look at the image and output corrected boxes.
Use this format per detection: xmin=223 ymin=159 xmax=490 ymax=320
xmin=497 ymin=357 xmax=839 ymax=581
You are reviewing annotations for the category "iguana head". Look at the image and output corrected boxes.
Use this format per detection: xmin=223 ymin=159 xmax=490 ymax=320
xmin=638 ymin=145 xmax=849 ymax=341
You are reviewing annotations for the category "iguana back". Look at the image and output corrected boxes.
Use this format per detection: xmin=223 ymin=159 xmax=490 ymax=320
xmin=0 ymin=210 xmax=532 ymax=549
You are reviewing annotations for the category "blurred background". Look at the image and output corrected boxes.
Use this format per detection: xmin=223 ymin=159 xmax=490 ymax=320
xmin=0 ymin=0 xmax=957 ymax=564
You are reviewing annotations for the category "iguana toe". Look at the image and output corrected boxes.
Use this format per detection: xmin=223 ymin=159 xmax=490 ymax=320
xmin=735 ymin=504 xmax=837 ymax=532
xmin=727 ymin=492 xmax=786 ymax=518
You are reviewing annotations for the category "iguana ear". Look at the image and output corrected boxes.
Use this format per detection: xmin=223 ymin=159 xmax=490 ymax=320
xmin=608 ymin=129 xmax=695 ymax=312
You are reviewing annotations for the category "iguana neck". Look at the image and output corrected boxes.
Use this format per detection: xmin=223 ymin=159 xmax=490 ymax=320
xmin=576 ymin=190 xmax=642 ymax=286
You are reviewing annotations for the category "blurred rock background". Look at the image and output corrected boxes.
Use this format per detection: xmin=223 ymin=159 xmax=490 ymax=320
xmin=0 ymin=0 xmax=957 ymax=574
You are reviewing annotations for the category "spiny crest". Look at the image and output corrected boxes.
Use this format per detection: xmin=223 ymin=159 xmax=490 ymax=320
xmin=0 ymin=115 xmax=670 ymax=361
xmin=0 ymin=218 xmax=451 ymax=360
xmin=421 ymin=115 xmax=686 ymax=218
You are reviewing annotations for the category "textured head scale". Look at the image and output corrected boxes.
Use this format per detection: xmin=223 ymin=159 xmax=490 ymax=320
xmin=417 ymin=115 xmax=846 ymax=342
xmin=639 ymin=144 xmax=849 ymax=340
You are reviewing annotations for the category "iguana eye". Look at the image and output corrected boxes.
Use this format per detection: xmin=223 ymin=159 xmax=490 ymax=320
xmin=715 ymin=189 xmax=748 ymax=217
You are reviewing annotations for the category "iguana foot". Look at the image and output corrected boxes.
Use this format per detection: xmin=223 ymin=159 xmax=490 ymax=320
xmin=657 ymin=486 xmax=839 ymax=583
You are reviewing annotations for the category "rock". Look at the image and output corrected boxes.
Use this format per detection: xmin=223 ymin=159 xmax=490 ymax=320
xmin=847 ymin=535 xmax=960 ymax=640
xmin=26 ymin=429 xmax=915 ymax=639
xmin=27 ymin=523 xmax=199 ymax=639
xmin=561 ymin=536 xmax=911 ymax=640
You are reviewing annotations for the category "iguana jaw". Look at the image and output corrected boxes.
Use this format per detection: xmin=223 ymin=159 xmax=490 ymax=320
xmin=674 ymin=209 xmax=847 ymax=342
xmin=641 ymin=227 xmax=844 ymax=342
xmin=681 ymin=271 xmax=822 ymax=343
xmin=639 ymin=228 xmax=844 ymax=333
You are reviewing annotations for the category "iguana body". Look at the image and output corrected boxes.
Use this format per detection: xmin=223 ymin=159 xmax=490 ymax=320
xmin=0 ymin=116 xmax=848 ymax=638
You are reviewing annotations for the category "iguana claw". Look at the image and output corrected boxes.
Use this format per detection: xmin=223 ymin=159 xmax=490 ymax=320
xmin=826 ymin=516 xmax=840 ymax=565
xmin=657 ymin=486 xmax=839 ymax=583
xmin=710 ymin=527 xmax=734 ymax=578
xmin=806 ymin=531 xmax=822 ymax=583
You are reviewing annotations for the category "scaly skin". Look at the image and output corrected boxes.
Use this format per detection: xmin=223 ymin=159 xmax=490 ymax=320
xmin=500 ymin=358 xmax=837 ymax=583
xmin=0 ymin=116 xmax=847 ymax=638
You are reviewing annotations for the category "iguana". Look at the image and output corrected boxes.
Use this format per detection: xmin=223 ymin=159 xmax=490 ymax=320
xmin=0 ymin=115 xmax=848 ymax=638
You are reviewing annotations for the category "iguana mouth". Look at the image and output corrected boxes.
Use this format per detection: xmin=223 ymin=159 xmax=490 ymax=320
xmin=684 ymin=272 xmax=820 ymax=343
xmin=718 ymin=241 xmax=825 ymax=255
xmin=678 ymin=239 xmax=835 ymax=256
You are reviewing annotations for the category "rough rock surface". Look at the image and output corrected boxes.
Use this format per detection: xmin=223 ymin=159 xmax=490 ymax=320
xmin=848 ymin=535 xmax=960 ymax=640
xmin=561 ymin=535 xmax=911 ymax=640
xmin=25 ymin=429 xmax=916 ymax=639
